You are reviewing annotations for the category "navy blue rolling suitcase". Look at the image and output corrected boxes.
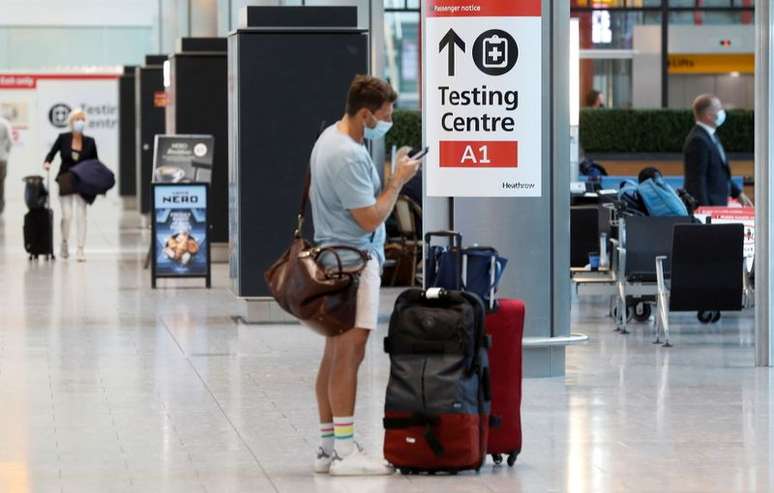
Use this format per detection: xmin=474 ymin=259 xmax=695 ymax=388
xmin=24 ymin=208 xmax=55 ymax=260
xmin=23 ymin=173 xmax=55 ymax=261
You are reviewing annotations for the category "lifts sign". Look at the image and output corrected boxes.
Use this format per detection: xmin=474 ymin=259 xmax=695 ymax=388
xmin=425 ymin=0 xmax=542 ymax=197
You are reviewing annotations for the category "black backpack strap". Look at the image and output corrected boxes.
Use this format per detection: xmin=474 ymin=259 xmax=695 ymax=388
xmin=384 ymin=337 xmax=462 ymax=355
xmin=481 ymin=366 xmax=492 ymax=402
xmin=383 ymin=414 xmax=444 ymax=457
xmin=383 ymin=414 xmax=439 ymax=429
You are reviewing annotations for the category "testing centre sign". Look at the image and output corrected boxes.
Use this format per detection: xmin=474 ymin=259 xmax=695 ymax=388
xmin=425 ymin=0 xmax=542 ymax=197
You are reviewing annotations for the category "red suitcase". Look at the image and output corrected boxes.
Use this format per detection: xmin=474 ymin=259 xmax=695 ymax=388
xmin=485 ymin=298 xmax=524 ymax=466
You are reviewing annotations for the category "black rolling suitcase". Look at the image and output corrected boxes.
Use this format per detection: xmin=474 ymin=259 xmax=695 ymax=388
xmin=23 ymin=174 xmax=55 ymax=261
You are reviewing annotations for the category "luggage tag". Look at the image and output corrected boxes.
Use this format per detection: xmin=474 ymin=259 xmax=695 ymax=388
xmin=426 ymin=287 xmax=445 ymax=299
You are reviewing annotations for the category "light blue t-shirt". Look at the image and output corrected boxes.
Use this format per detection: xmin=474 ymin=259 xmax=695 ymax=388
xmin=310 ymin=124 xmax=385 ymax=266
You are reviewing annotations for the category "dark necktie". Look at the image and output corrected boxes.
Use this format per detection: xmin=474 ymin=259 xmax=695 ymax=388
xmin=712 ymin=133 xmax=727 ymax=164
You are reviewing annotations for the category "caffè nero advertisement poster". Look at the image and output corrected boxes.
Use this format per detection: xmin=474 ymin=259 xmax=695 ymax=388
xmin=153 ymin=184 xmax=208 ymax=277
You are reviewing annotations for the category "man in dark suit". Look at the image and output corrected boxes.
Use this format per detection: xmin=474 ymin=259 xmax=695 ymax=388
xmin=683 ymin=94 xmax=752 ymax=207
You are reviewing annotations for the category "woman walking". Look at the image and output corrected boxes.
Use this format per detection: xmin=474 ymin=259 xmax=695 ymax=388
xmin=43 ymin=109 xmax=98 ymax=262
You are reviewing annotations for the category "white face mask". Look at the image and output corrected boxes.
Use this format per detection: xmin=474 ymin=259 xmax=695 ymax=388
xmin=363 ymin=112 xmax=393 ymax=140
xmin=714 ymin=109 xmax=727 ymax=127
xmin=72 ymin=120 xmax=86 ymax=133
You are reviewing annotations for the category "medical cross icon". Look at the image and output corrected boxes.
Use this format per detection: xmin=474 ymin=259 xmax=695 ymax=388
xmin=473 ymin=30 xmax=518 ymax=75
xmin=483 ymin=34 xmax=508 ymax=68
xmin=489 ymin=46 xmax=503 ymax=62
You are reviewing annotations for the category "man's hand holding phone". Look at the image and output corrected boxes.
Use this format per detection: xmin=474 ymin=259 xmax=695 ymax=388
xmin=395 ymin=147 xmax=427 ymax=186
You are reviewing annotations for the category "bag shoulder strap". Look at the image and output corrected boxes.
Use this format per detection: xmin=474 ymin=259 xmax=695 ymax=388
xmin=294 ymin=168 xmax=311 ymax=238
xmin=295 ymin=121 xmax=328 ymax=238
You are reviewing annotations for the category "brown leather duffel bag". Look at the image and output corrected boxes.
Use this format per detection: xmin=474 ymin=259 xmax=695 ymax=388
xmin=264 ymin=171 xmax=370 ymax=337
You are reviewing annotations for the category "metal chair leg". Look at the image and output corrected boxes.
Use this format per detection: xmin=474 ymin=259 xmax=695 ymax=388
xmin=655 ymin=255 xmax=672 ymax=347
xmin=659 ymin=295 xmax=672 ymax=347
xmin=652 ymin=300 xmax=662 ymax=345
xmin=617 ymin=280 xmax=629 ymax=334
xmin=609 ymin=295 xmax=615 ymax=318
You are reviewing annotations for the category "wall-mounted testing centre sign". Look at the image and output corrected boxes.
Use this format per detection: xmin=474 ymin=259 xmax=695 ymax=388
xmin=425 ymin=0 xmax=542 ymax=197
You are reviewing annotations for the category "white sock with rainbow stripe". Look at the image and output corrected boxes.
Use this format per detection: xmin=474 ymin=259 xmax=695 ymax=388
xmin=333 ymin=416 xmax=355 ymax=457
xmin=320 ymin=422 xmax=334 ymax=455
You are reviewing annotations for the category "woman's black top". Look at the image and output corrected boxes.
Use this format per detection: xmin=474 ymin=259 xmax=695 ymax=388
xmin=45 ymin=132 xmax=99 ymax=178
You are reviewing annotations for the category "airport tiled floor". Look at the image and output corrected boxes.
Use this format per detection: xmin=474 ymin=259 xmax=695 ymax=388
xmin=0 ymin=195 xmax=771 ymax=493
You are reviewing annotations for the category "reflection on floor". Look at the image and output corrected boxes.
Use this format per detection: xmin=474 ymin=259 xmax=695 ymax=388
xmin=0 ymin=197 xmax=770 ymax=493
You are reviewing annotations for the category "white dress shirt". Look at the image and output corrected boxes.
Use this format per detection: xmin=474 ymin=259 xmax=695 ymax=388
xmin=0 ymin=117 xmax=12 ymax=162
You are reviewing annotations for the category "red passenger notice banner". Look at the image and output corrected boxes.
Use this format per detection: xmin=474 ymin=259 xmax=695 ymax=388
xmin=427 ymin=0 xmax=541 ymax=17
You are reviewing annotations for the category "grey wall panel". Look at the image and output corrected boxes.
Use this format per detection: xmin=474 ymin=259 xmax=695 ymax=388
xmin=229 ymin=29 xmax=368 ymax=297
xmin=668 ymin=74 xmax=754 ymax=110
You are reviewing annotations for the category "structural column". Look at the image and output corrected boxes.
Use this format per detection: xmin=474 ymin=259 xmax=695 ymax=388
xmin=158 ymin=0 xmax=218 ymax=52
xmin=754 ymin=0 xmax=773 ymax=367
xmin=191 ymin=0 xmax=219 ymax=36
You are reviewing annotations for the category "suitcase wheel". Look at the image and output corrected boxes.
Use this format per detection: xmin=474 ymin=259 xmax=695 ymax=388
xmin=507 ymin=452 xmax=518 ymax=467
xmin=698 ymin=310 xmax=721 ymax=324
xmin=492 ymin=454 xmax=503 ymax=466
xmin=399 ymin=468 xmax=416 ymax=475
xmin=633 ymin=302 xmax=652 ymax=322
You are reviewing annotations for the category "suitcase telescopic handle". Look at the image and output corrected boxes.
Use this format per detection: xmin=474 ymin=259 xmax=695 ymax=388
xmin=425 ymin=230 xmax=464 ymax=291
xmin=425 ymin=230 xmax=462 ymax=248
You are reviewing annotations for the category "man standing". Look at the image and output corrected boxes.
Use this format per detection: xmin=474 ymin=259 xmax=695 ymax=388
xmin=683 ymin=94 xmax=752 ymax=207
xmin=0 ymin=114 xmax=13 ymax=214
xmin=309 ymin=75 xmax=420 ymax=476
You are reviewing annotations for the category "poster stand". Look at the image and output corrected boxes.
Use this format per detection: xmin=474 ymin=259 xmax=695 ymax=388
xmin=150 ymin=182 xmax=211 ymax=289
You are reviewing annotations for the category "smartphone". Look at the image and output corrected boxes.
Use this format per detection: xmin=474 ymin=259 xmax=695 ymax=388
xmin=410 ymin=147 xmax=430 ymax=161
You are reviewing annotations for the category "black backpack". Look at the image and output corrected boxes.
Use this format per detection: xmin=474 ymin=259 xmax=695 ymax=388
xmin=383 ymin=288 xmax=491 ymax=473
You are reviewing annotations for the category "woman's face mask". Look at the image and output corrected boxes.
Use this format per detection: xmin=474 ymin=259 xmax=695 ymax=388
xmin=72 ymin=120 xmax=86 ymax=133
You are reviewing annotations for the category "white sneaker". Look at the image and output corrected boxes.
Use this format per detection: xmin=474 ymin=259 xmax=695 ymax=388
xmin=60 ymin=241 xmax=69 ymax=259
xmin=314 ymin=447 xmax=333 ymax=474
xmin=328 ymin=444 xmax=394 ymax=476
xmin=76 ymin=247 xmax=85 ymax=262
